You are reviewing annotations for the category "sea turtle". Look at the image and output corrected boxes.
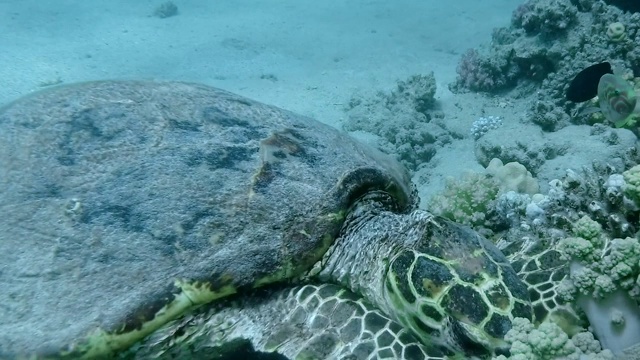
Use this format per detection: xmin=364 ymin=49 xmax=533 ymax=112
xmin=0 ymin=80 xmax=532 ymax=359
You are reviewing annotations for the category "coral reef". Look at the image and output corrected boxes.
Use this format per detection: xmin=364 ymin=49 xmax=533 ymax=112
xmin=429 ymin=158 xmax=540 ymax=230
xmin=511 ymin=0 xmax=578 ymax=37
xmin=428 ymin=171 xmax=501 ymax=227
xmin=445 ymin=151 xmax=640 ymax=357
xmin=493 ymin=317 xmax=613 ymax=359
xmin=343 ymin=73 xmax=458 ymax=170
xmin=470 ymin=115 xmax=503 ymax=140
xmin=474 ymin=123 xmax=637 ymax=184
xmin=452 ymin=49 xmax=520 ymax=93
xmin=527 ymin=99 xmax=571 ymax=132
xmin=452 ymin=0 xmax=640 ymax=131
xmin=431 ymin=0 xmax=640 ymax=356
xmin=486 ymin=147 xmax=640 ymax=241
xmin=473 ymin=122 xmax=551 ymax=173
xmin=557 ymin=216 xmax=640 ymax=355
xmin=486 ymin=158 xmax=540 ymax=194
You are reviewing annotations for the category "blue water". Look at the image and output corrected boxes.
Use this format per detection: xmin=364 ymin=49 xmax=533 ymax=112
xmin=2 ymin=0 xmax=639 ymax=359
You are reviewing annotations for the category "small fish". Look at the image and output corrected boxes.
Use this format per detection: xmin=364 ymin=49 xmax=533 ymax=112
xmin=597 ymin=73 xmax=637 ymax=127
xmin=566 ymin=62 xmax=613 ymax=103
xmin=567 ymin=62 xmax=639 ymax=128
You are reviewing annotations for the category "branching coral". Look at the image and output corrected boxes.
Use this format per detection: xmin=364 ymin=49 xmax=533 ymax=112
xmin=493 ymin=317 xmax=613 ymax=360
xmin=343 ymin=73 xmax=453 ymax=170
xmin=452 ymin=48 xmax=520 ymax=93
xmin=428 ymin=172 xmax=500 ymax=227
xmin=511 ymin=0 xmax=578 ymax=36
xmin=622 ymin=164 xmax=640 ymax=206
xmin=556 ymin=216 xmax=640 ymax=355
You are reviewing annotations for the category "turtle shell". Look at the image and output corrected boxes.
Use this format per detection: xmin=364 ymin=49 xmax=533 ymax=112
xmin=0 ymin=81 xmax=415 ymax=358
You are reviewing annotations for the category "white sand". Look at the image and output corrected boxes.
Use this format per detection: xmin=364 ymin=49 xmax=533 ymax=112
xmin=0 ymin=0 xmax=522 ymax=203
xmin=0 ymin=0 xmax=517 ymax=118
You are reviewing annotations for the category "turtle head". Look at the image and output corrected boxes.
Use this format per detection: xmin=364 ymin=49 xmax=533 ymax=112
xmin=381 ymin=213 xmax=533 ymax=357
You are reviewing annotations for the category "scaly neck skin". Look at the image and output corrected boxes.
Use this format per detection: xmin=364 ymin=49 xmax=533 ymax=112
xmin=317 ymin=193 xmax=429 ymax=316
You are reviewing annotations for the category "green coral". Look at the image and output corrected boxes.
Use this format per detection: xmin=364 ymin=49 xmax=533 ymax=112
xmin=558 ymin=216 xmax=640 ymax=301
xmin=622 ymin=165 xmax=640 ymax=205
xmin=571 ymin=216 xmax=602 ymax=242
xmin=428 ymin=171 xmax=500 ymax=226
xmin=492 ymin=317 xmax=613 ymax=360
xmin=556 ymin=215 xmax=640 ymax=356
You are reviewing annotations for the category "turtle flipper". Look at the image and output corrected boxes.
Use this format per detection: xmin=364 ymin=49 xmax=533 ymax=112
xmin=498 ymin=237 xmax=587 ymax=335
xmin=124 ymin=284 xmax=451 ymax=360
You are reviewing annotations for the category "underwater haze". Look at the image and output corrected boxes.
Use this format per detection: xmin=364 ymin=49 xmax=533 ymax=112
xmin=2 ymin=0 xmax=640 ymax=359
